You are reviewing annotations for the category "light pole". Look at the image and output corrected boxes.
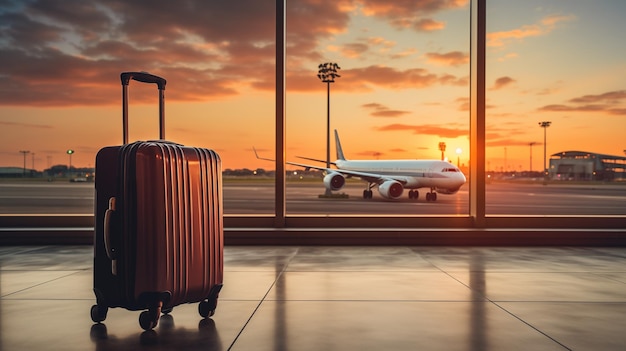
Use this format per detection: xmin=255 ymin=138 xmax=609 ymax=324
xmin=529 ymin=142 xmax=536 ymax=173
xmin=317 ymin=62 xmax=341 ymax=195
xmin=538 ymin=121 xmax=551 ymax=178
xmin=19 ymin=150 xmax=30 ymax=176
xmin=67 ymin=149 xmax=74 ymax=178
xmin=438 ymin=142 xmax=446 ymax=161
xmin=504 ymin=146 xmax=507 ymax=172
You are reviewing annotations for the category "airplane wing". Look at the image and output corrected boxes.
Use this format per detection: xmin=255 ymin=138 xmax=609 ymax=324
xmin=287 ymin=161 xmax=408 ymax=185
xmin=253 ymin=147 xmax=407 ymax=185
xmin=295 ymin=155 xmax=337 ymax=166
xmin=253 ymin=148 xmax=336 ymax=172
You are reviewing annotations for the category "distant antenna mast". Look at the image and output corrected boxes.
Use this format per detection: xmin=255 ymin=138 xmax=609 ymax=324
xmin=538 ymin=121 xmax=551 ymax=178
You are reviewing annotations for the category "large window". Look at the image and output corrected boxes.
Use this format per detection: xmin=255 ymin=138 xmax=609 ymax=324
xmin=283 ymin=1 xmax=470 ymax=215
xmin=485 ymin=0 xmax=626 ymax=216
xmin=0 ymin=1 xmax=624 ymax=241
xmin=0 ymin=1 xmax=276 ymax=216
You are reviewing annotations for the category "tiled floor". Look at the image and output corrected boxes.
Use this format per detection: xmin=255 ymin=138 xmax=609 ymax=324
xmin=1 ymin=245 xmax=625 ymax=350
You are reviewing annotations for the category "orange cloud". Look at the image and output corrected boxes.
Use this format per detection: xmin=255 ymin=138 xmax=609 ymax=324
xmin=438 ymin=74 xmax=468 ymax=87
xmin=376 ymin=123 xmax=468 ymax=138
xmin=569 ymin=90 xmax=626 ymax=104
xmin=0 ymin=1 xmax=468 ymax=107
xmin=490 ymin=76 xmax=516 ymax=90
xmin=367 ymin=36 xmax=396 ymax=49
xmin=539 ymin=90 xmax=626 ymax=115
xmin=487 ymin=14 xmax=575 ymax=47
xmin=346 ymin=66 xmax=468 ymax=91
xmin=329 ymin=42 xmax=370 ymax=58
xmin=391 ymin=48 xmax=418 ymax=59
xmin=0 ymin=1 xmax=354 ymax=106
xmin=414 ymin=18 xmax=446 ymax=32
xmin=425 ymin=51 xmax=469 ymax=66
xmin=280 ymin=65 xmax=466 ymax=93
xmin=331 ymin=36 xmax=404 ymax=59
xmin=362 ymin=103 xmax=411 ymax=117
xmin=357 ymin=0 xmax=468 ymax=31
xmin=540 ymin=104 xmax=626 ymax=115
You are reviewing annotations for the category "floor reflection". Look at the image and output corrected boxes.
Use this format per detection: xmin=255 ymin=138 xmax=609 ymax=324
xmin=89 ymin=316 xmax=222 ymax=351
xmin=469 ymin=251 xmax=487 ymax=351
xmin=274 ymin=256 xmax=287 ymax=351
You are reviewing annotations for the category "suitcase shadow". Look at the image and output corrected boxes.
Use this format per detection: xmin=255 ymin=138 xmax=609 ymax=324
xmin=90 ymin=315 xmax=223 ymax=351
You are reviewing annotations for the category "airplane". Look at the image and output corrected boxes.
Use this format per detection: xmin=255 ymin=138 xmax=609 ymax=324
xmin=255 ymin=130 xmax=466 ymax=201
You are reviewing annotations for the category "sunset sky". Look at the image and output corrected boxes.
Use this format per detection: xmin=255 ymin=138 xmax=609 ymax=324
xmin=1 ymin=0 xmax=624 ymax=172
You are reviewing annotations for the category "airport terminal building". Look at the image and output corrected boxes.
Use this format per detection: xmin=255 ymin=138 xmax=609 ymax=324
xmin=549 ymin=151 xmax=626 ymax=181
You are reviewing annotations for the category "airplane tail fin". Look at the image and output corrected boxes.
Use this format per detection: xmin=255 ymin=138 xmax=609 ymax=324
xmin=334 ymin=130 xmax=346 ymax=160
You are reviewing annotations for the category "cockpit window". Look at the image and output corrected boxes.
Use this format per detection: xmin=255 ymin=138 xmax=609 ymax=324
xmin=442 ymin=168 xmax=459 ymax=172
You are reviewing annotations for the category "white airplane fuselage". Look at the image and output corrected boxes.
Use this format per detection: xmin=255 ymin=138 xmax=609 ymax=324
xmin=336 ymin=159 xmax=464 ymax=188
xmin=334 ymin=159 xmax=466 ymax=194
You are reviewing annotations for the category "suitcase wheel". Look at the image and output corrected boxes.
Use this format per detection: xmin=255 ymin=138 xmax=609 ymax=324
xmin=139 ymin=310 xmax=160 ymax=331
xmin=135 ymin=294 xmax=168 ymax=330
xmin=198 ymin=284 xmax=222 ymax=318
xmin=198 ymin=300 xmax=216 ymax=318
xmin=90 ymin=304 xmax=108 ymax=323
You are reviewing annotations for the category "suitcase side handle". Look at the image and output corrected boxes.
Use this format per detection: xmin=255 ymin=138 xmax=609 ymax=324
xmin=120 ymin=71 xmax=167 ymax=144
xmin=103 ymin=197 xmax=118 ymax=275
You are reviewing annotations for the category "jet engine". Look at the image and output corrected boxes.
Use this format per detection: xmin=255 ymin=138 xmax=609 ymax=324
xmin=323 ymin=172 xmax=346 ymax=191
xmin=378 ymin=180 xmax=404 ymax=199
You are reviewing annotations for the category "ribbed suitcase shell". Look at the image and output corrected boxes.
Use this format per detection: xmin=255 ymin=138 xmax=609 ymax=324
xmin=93 ymin=140 xmax=223 ymax=327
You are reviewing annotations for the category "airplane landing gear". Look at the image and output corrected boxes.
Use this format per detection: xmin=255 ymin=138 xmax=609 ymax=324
xmin=408 ymin=190 xmax=419 ymax=200
xmin=426 ymin=190 xmax=438 ymax=202
xmin=363 ymin=183 xmax=374 ymax=199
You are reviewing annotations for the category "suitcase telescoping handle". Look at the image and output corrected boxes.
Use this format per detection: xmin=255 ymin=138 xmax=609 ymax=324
xmin=120 ymin=71 xmax=167 ymax=144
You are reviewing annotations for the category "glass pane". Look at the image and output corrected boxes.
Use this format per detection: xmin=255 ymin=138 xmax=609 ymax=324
xmin=284 ymin=1 xmax=471 ymax=215
xmin=485 ymin=0 xmax=626 ymax=215
xmin=0 ymin=1 xmax=275 ymax=215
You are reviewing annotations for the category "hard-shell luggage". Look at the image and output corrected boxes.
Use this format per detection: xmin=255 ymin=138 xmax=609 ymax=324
xmin=91 ymin=72 xmax=223 ymax=331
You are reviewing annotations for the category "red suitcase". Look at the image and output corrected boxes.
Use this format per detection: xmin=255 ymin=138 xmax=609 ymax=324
xmin=91 ymin=72 xmax=223 ymax=330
